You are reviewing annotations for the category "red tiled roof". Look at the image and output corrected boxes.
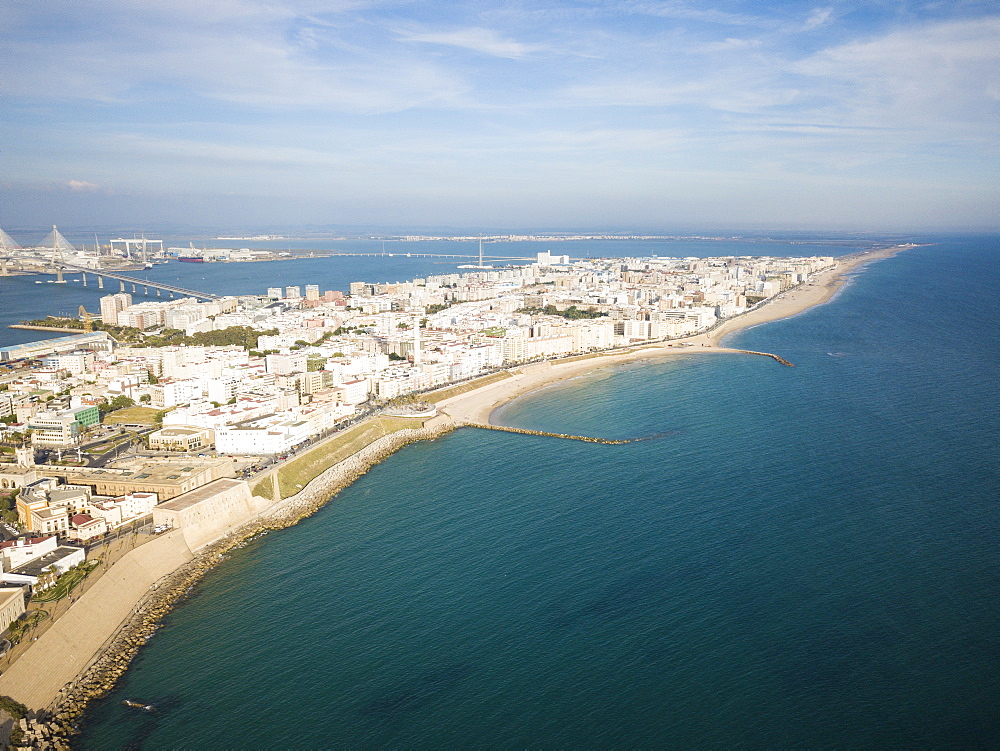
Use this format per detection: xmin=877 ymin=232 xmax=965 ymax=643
xmin=0 ymin=536 xmax=54 ymax=549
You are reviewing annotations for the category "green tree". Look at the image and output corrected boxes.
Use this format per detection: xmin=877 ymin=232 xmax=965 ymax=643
xmin=109 ymin=395 xmax=135 ymax=410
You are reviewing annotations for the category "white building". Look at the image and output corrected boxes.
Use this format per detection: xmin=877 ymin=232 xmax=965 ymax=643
xmin=0 ymin=536 xmax=58 ymax=570
xmin=336 ymin=379 xmax=369 ymax=405
xmin=99 ymin=293 xmax=132 ymax=326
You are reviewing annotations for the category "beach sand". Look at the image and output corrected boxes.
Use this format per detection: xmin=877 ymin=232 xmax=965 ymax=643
xmin=438 ymin=245 xmax=911 ymax=425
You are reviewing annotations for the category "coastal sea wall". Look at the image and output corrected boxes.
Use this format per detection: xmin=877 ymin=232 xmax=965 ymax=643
xmin=0 ymin=531 xmax=195 ymax=710
xmin=4 ymin=419 xmax=456 ymax=746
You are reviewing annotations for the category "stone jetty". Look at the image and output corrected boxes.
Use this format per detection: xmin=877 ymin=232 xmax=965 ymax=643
xmin=732 ymin=349 xmax=795 ymax=366
xmin=464 ymin=423 xmax=637 ymax=444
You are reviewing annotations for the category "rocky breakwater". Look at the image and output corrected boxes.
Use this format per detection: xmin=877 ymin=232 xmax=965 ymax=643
xmin=732 ymin=349 xmax=795 ymax=366
xmin=21 ymin=420 xmax=456 ymax=745
xmin=10 ymin=713 xmax=71 ymax=750
xmin=466 ymin=423 xmax=636 ymax=444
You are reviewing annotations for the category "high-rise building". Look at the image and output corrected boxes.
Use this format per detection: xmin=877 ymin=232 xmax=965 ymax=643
xmin=99 ymin=293 xmax=132 ymax=326
xmin=285 ymin=286 xmax=301 ymax=299
xmin=266 ymin=287 xmax=283 ymax=300
xmin=305 ymin=284 xmax=320 ymax=301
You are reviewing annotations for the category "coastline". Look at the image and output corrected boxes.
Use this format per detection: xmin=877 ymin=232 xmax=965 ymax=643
xmin=0 ymin=244 xmax=911 ymax=743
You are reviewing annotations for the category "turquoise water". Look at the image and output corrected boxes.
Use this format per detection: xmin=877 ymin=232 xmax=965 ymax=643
xmin=73 ymin=239 xmax=999 ymax=747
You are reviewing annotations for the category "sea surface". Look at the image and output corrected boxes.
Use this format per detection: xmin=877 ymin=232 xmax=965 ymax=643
xmin=15 ymin=237 xmax=1000 ymax=747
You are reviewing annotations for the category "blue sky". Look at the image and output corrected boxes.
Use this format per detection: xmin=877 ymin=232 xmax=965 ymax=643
xmin=2 ymin=0 xmax=997 ymax=231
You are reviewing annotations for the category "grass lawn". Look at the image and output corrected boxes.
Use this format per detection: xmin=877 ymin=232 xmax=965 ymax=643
xmin=251 ymin=477 xmax=274 ymax=500
xmin=102 ymin=407 xmax=163 ymax=425
xmin=424 ymin=371 xmax=512 ymax=404
xmin=275 ymin=416 xmax=427 ymax=498
xmin=32 ymin=563 xmax=99 ymax=603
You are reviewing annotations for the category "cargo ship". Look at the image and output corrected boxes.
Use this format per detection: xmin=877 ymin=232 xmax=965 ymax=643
xmin=177 ymin=256 xmax=205 ymax=263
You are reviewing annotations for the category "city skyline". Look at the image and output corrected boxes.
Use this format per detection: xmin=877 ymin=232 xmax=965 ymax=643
xmin=3 ymin=0 xmax=998 ymax=231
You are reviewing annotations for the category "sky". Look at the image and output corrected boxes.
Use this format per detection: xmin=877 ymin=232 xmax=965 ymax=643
xmin=2 ymin=0 xmax=998 ymax=232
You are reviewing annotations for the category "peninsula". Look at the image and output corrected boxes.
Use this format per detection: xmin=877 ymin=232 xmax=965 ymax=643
xmin=0 ymin=243 xmax=912 ymax=745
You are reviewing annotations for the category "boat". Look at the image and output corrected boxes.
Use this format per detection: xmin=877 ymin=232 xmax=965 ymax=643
xmin=122 ymin=700 xmax=156 ymax=712
xmin=177 ymin=256 xmax=205 ymax=263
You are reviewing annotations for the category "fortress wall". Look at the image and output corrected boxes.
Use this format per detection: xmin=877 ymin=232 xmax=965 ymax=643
xmin=153 ymin=478 xmax=267 ymax=551
xmin=0 ymin=531 xmax=194 ymax=711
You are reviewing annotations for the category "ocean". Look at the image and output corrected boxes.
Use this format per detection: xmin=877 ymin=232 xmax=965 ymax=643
xmin=8 ymin=237 xmax=999 ymax=747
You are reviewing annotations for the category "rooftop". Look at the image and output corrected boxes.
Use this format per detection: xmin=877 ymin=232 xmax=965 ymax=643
xmin=152 ymin=426 xmax=207 ymax=437
xmin=0 ymin=332 xmax=111 ymax=356
xmin=154 ymin=478 xmax=245 ymax=513
xmin=12 ymin=546 xmax=84 ymax=577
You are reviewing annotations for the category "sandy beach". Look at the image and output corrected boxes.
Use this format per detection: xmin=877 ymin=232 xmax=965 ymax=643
xmin=438 ymin=244 xmax=912 ymax=425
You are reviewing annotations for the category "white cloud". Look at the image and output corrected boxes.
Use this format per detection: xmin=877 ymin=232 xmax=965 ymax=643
xmin=792 ymin=17 xmax=1000 ymax=132
xmin=1 ymin=0 xmax=469 ymax=112
xmin=697 ymin=37 xmax=763 ymax=52
xmin=802 ymin=7 xmax=834 ymax=31
xmin=623 ymin=0 xmax=762 ymax=28
xmin=67 ymin=180 xmax=100 ymax=191
xmin=395 ymin=26 xmax=542 ymax=59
